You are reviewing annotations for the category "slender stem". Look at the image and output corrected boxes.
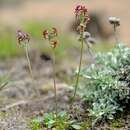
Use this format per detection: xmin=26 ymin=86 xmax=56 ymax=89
xmin=52 ymin=48 xmax=58 ymax=118
xmin=113 ymin=24 xmax=118 ymax=44
xmin=72 ymin=32 xmax=84 ymax=101
xmin=0 ymin=82 xmax=8 ymax=91
xmin=25 ymin=43 xmax=33 ymax=79
xmin=25 ymin=43 xmax=39 ymax=97
xmin=86 ymin=42 xmax=93 ymax=57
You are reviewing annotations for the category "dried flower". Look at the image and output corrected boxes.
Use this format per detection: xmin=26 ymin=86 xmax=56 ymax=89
xmin=43 ymin=30 xmax=49 ymax=39
xmin=43 ymin=27 xmax=59 ymax=48
xmin=52 ymin=27 xmax=58 ymax=36
xmin=109 ymin=17 xmax=120 ymax=27
xmin=17 ymin=30 xmax=30 ymax=44
xmin=50 ymin=40 xmax=58 ymax=48
xmin=16 ymin=29 xmax=39 ymax=96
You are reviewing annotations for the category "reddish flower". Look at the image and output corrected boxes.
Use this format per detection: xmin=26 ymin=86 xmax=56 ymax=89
xmin=74 ymin=5 xmax=90 ymax=34
xmin=82 ymin=6 xmax=88 ymax=14
xmin=75 ymin=5 xmax=81 ymax=17
xmin=75 ymin=5 xmax=82 ymax=13
xmin=17 ymin=30 xmax=30 ymax=44
xmin=75 ymin=5 xmax=88 ymax=17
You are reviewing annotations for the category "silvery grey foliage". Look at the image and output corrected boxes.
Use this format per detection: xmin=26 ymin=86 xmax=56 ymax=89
xmin=78 ymin=44 xmax=130 ymax=125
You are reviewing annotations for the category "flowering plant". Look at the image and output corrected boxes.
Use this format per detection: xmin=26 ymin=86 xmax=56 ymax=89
xmin=43 ymin=27 xmax=58 ymax=48
xmin=43 ymin=27 xmax=59 ymax=118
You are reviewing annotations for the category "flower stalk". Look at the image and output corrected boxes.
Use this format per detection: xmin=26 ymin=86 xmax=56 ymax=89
xmin=73 ymin=32 xmax=84 ymax=99
xmin=113 ymin=24 xmax=118 ymax=43
xmin=109 ymin=17 xmax=120 ymax=43
xmin=52 ymin=48 xmax=58 ymax=117
xmin=17 ymin=30 xmax=39 ymax=96
xmin=71 ymin=5 xmax=90 ymax=102
xmin=25 ymin=43 xmax=33 ymax=79
xmin=43 ymin=27 xmax=58 ymax=118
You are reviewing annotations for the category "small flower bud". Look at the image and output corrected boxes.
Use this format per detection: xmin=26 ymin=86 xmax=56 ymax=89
xmin=75 ymin=5 xmax=88 ymax=17
xmin=84 ymin=15 xmax=91 ymax=24
xmin=77 ymin=24 xmax=86 ymax=33
xmin=50 ymin=40 xmax=58 ymax=48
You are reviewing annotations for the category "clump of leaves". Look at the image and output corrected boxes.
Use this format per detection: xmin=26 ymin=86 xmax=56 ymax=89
xmin=31 ymin=111 xmax=82 ymax=130
xmin=78 ymin=44 xmax=130 ymax=125
xmin=30 ymin=119 xmax=40 ymax=130
xmin=110 ymin=119 xmax=124 ymax=128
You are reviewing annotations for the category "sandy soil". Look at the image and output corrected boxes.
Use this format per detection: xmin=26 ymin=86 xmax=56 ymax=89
xmin=0 ymin=51 xmax=73 ymax=130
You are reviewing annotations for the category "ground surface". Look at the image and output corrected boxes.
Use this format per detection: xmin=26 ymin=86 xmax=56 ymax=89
xmin=0 ymin=50 xmax=129 ymax=130
xmin=0 ymin=51 xmax=73 ymax=130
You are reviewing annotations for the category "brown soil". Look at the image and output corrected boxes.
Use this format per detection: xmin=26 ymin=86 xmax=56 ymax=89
xmin=0 ymin=50 xmax=73 ymax=130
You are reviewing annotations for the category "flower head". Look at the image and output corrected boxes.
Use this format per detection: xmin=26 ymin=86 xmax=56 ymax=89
xmin=75 ymin=5 xmax=88 ymax=16
xmin=109 ymin=17 xmax=120 ymax=27
xmin=43 ymin=27 xmax=59 ymax=48
xmin=87 ymin=37 xmax=96 ymax=45
xmin=75 ymin=5 xmax=90 ymax=24
xmin=17 ymin=30 xmax=30 ymax=44
xmin=75 ymin=5 xmax=82 ymax=15
xmin=74 ymin=5 xmax=90 ymax=34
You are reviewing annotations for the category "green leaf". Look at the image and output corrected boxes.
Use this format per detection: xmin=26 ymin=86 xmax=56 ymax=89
xmin=71 ymin=124 xmax=81 ymax=129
